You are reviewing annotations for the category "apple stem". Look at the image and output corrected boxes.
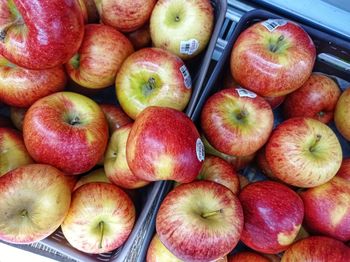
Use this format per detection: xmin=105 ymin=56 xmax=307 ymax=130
xmin=98 ymin=221 xmax=104 ymax=249
xmin=69 ymin=116 xmax=80 ymax=126
xmin=0 ymin=17 xmax=22 ymax=42
xmin=20 ymin=209 xmax=28 ymax=218
xmin=269 ymin=35 xmax=285 ymax=53
xmin=175 ymin=15 xmax=180 ymax=22
xmin=201 ymin=209 xmax=223 ymax=219
xmin=309 ymin=134 xmax=322 ymax=152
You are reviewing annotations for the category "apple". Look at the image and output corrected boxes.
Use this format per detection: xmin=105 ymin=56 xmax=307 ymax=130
xmin=116 ymin=47 xmax=192 ymax=120
xmin=300 ymin=176 xmax=350 ymax=242
xmin=334 ymin=87 xmax=350 ymax=141
xmin=227 ymin=251 xmax=270 ymax=262
xmin=238 ymin=174 xmax=250 ymax=189
xmin=256 ymin=146 xmax=280 ymax=181
xmin=100 ymin=103 xmax=133 ymax=133
xmin=77 ymin=0 xmax=99 ymax=23
xmin=0 ymin=0 xmax=84 ymax=70
xmin=336 ymin=158 xmax=350 ymax=181
xmin=126 ymin=23 xmax=152 ymax=50
xmin=231 ymin=19 xmax=316 ymax=97
xmin=146 ymin=234 xmax=182 ymax=262
xmin=281 ymin=236 xmax=350 ymax=261
xmin=266 ymin=117 xmax=342 ymax=188
xmin=239 ymin=181 xmax=304 ymax=254
xmin=150 ymin=0 xmax=214 ymax=60
xmin=264 ymin=95 xmax=286 ymax=109
xmin=0 ymin=127 xmax=33 ymax=176
xmin=73 ymin=168 xmax=110 ymax=191
xmin=156 ymin=180 xmax=243 ymax=262
xmin=0 ymin=55 xmax=66 ymax=107
xmin=283 ymin=73 xmax=341 ymax=123
xmin=61 ymin=182 xmax=135 ymax=254
xmin=23 ymin=91 xmax=109 ymax=175
xmin=201 ymin=87 xmax=274 ymax=156
xmin=198 ymin=155 xmax=240 ymax=194
xmin=66 ymin=24 xmax=134 ymax=89
xmin=10 ymin=107 xmax=26 ymax=131
xmin=104 ymin=123 xmax=149 ymax=189
xmin=96 ymin=0 xmax=156 ymax=32
xmin=127 ymin=106 xmax=203 ymax=183
xmin=0 ymin=164 xmax=71 ymax=244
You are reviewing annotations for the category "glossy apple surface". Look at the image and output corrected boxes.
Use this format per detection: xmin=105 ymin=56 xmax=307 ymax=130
xmin=0 ymin=164 xmax=71 ymax=244
xmin=231 ymin=19 xmax=316 ymax=97
xmin=23 ymin=91 xmax=109 ymax=175
xmin=100 ymin=103 xmax=133 ymax=133
xmin=336 ymin=158 xmax=350 ymax=181
xmin=334 ymin=87 xmax=350 ymax=141
xmin=239 ymin=181 xmax=304 ymax=254
xmin=10 ymin=107 xmax=26 ymax=130
xmin=0 ymin=0 xmax=84 ymax=69
xmin=73 ymin=168 xmax=110 ymax=191
xmin=156 ymin=181 xmax=243 ymax=262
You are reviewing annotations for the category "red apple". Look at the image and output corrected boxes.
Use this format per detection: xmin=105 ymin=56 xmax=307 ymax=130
xmin=283 ymin=73 xmax=341 ymax=123
xmin=61 ymin=182 xmax=135 ymax=254
xmin=300 ymin=176 xmax=350 ymax=242
xmin=10 ymin=107 xmax=26 ymax=130
xmin=0 ymin=0 xmax=84 ymax=70
xmin=201 ymin=87 xmax=274 ymax=156
xmin=156 ymin=181 xmax=243 ymax=262
xmin=96 ymin=0 xmax=156 ymax=32
xmin=281 ymin=236 xmax=350 ymax=261
xmin=238 ymin=174 xmax=250 ymax=189
xmin=23 ymin=91 xmax=109 ymax=175
xmin=146 ymin=234 xmax=182 ymax=262
xmin=66 ymin=24 xmax=134 ymax=89
xmin=256 ymin=146 xmax=280 ymax=181
xmin=228 ymin=251 xmax=270 ymax=262
xmin=334 ymin=87 xmax=350 ymax=141
xmin=0 ymin=164 xmax=71 ymax=244
xmin=126 ymin=23 xmax=151 ymax=50
xmin=231 ymin=19 xmax=316 ymax=97
xmin=127 ymin=106 xmax=203 ymax=183
xmin=239 ymin=181 xmax=304 ymax=254
xmin=336 ymin=158 xmax=350 ymax=181
xmin=0 ymin=55 xmax=66 ymax=107
xmin=100 ymin=103 xmax=133 ymax=133
xmin=116 ymin=47 xmax=192 ymax=120
xmin=73 ymin=168 xmax=111 ymax=191
xmin=264 ymin=95 xmax=286 ymax=109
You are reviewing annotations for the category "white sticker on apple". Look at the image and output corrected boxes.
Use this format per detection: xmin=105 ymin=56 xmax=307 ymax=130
xmin=196 ymin=138 xmax=205 ymax=162
xmin=261 ymin=19 xmax=287 ymax=32
xmin=179 ymin=65 xmax=192 ymax=89
xmin=180 ymin=39 xmax=199 ymax=55
xmin=236 ymin=88 xmax=257 ymax=98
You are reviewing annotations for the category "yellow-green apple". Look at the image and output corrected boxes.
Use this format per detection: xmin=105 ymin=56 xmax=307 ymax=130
xmin=239 ymin=181 xmax=304 ymax=254
xmin=126 ymin=23 xmax=151 ymax=50
xmin=66 ymin=24 xmax=134 ymax=89
xmin=127 ymin=106 xmax=203 ymax=183
xmin=10 ymin=107 xmax=26 ymax=130
xmin=198 ymin=155 xmax=240 ymax=194
xmin=281 ymin=236 xmax=350 ymax=262
xmin=0 ymin=55 xmax=66 ymax=107
xmin=300 ymin=176 xmax=350 ymax=241
xmin=73 ymin=168 xmax=110 ymax=191
xmin=0 ymin=0 xmax=84 ymax=70
xmin=150 ymin=0 xmax=214 ymax=60
xmin=201 ymin=87 xmax=274 ymax=156
xmin=265 ymin=117 xmax=342 ymax=188
xmin=228 ymin=251 xmax=270 ymax=262
xmin=96 ymin=0 xmax=156 ymax=32
xmin=283 ymin=73 xmax=341 ymax=123
xmin=0 ymin=127 xmax=33 ymax=176
xmin=104 ymin=123 xmax=149 ymax=189
xmin=0 ymin=164 xmax=71 ymax=244
xmin=116 ymin=48 xmax=192 ymax=120
xmin=23 ymin=91 xmax=109 ymax=175
xmin=156 ymin=181 xmax=243 ymax=262
xmin=231 ymin=19 xmax=316 ymax=97
xmin=77 ymin=0 xmax=99 ymax=23
xmin=61 ymin=182 xmax=135 ymax=254
xmin=336 ymin=158 xmax=350 ymax=181
xmin=334 ymin=87 xmax=350 ymax=141
xmin=100 ymin=103 xmax=133 ymax=133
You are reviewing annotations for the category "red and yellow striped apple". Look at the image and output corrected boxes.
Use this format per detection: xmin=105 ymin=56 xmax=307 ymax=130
xmin=334 ymin=87 xmax=350 ymax=141
xmin=100 ymin=103 xmax=133 ymax=133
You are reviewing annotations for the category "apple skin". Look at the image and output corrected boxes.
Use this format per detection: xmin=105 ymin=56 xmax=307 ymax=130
xmin=10 ymin=107 xmax=26 ymax=130
xmin=281 ymin=236 xmax=350 ymax=262
xmin=336 ymin=158 xmax=350 ymax=181
xmin=104 ymin=123 xmax=149 ymax=189
xmin=198 ymin=155 xmax=240 ymax=194
xmin=96 ymin=0 xmax=156 ymax=32
xmin=146 ymin=234 xmax=182 ymax=262
xmin=239 ymin=181 xmax=304 ymax=254
xmin=283 ymin=73 xmax=341 ymax=123
xmin=23 ymin=91 xmax=109 ymax=175
xmin=264 ymin=95 xmax=285 ymax=109
xmin=0 ymin=127 xmax=33 ymax=176
xmin=156 ymin=181 xmax=244 ymax=262
xmin=150 ymin=0 xmax=214 ymax=60
xmin=231 ymin=19 xmax=316 ymax=97
xmin=100 ymin=103 xmax=133 ymax=133
xmin=66 ymin=24 xmax=134 ymax=89
xmin=201 ymin=87 xmax=274 ymax=156
xmin=0 ymin=164 xmax=71 ymax=244
xmin=73 ymin=168 xmax=111 ymax=191
xmin=126 ymin=23 xmax=151 ymax=50
xmin=127 ymin=106 xmax=203 ymax=183
xmin=0 ymin=0 xmax=84 ymax=70
xmin=266 ymin=117 xmax=342 ymax=188
xmin=227 ymin=251 xmax=270 ymax=262
xmin=0 ymin=55 xmax=66 ymax=107
xmin=61 ymin=182 xmax=135 ymax=254
xmin=300 ymin=176 xmax=350 ymax=242
xmin=116 ymin=47 xmax=192 ymax=120
xmin=334 ymin=87 xmax=350 ymax=141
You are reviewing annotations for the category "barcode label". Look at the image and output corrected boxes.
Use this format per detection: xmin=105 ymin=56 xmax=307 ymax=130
xmin=180 ymin=39 xmax=199 ymax=55
xmin=196 ymin=138 xmax=205 ymax=162
xmin=179 ymin=65 xmax=192 ymax=89
xmin=261 ymin=19 xmax=287 ymax=32
xmin=236 ymin=88 xmax=257 ymax=98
